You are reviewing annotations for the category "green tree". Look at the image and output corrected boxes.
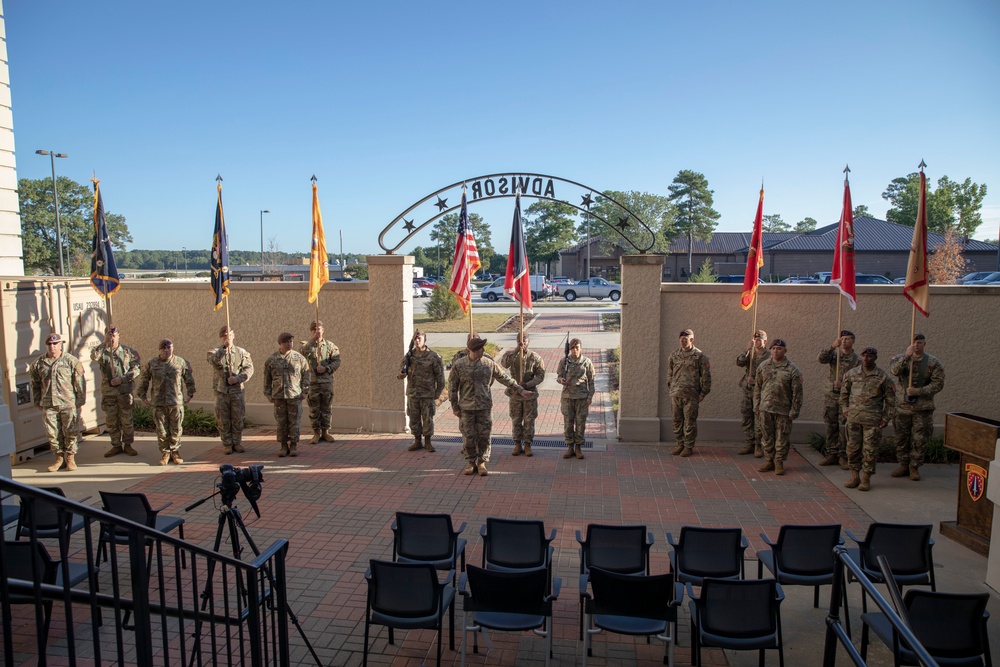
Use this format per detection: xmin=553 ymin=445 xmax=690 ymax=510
xmin=794 ymin=217 xmax=818 ymax=232
xmin=345 ymin=263 xmax=368 ymax=280
xmin=426 ymin=270 xmax=462 ymax=321
xmin=881 ymin=173 xmax=986 ymax=236
xmin=852 ymin=204 xmax=871 ymax=218
xmin=688 ymin=257 xmax=717 ymax=283
xmin=762 ymin=214 xmax=791 ymax=232
xmin=939 ymin=176 xmax=988 ymax=239
xmin=429 ymin=211 xmax=494 ymax=276
xmin=667 ymin=170 xmax=720 ymax=275
xmin=523 ymin=200 xmax=577 ymax=276
xmin=18 ymin=177 xmax=133 ymax=275
xmin=588 ymin=190 xmax=676 ymax=253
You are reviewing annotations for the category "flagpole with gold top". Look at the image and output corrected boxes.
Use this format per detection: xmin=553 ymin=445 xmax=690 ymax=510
xmin=307 ymin=175 xmax=330 ymax=323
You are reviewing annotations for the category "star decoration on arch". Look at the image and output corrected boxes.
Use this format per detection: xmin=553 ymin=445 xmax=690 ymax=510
xmin=435 ymin=196 xmax=448 ymax=211
xmin=580 ymin=193 xmax=594 ymax=209
xmin=403 ymin=218 xmax=416 ymax=232
xmin=617 ymin=216 xmax=631 ymax=231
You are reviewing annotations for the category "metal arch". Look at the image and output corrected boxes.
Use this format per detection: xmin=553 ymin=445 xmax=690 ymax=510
xmin=378 ymin=172 xmax=656 ymax=254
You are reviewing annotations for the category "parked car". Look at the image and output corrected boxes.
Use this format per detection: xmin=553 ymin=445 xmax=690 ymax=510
xmin=813 ymin=271 xmax=832 ymax=283
xmin=480 ymin=275 xmax=550 ymax=302
xmin=964 ymin=272 xmax=1000 ymax=285
xmin=959 ymin=271 xmax=994 ymax=284
xmin=413 ymin=278 xmax=436 ymax=289
xmin=413 ymin=285 xmax=432 ymax=297
xmin=557 ymin=277 xmax=622 ymax=301
xmin=894 ymin=277 xmax=907 ymax=284
xmin=817 ymin=273 xmax=893 ymax=285
xmin=550 ymin=276 xmax=573 ymax=285
xmin=779 ymin=276 xmax=821 ymax=284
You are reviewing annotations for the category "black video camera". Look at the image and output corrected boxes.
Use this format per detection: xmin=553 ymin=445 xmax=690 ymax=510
xmin=219 ymin=463 xmax=264 ymax=517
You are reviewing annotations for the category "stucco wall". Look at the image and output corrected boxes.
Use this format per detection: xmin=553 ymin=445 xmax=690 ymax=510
xmin=618 ymin=276 xmax=1000 ymax=442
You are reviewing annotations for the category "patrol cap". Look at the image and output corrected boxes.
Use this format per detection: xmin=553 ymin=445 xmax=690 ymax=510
xmin=861 ymin=346 xmax=878 ymax=357
xmin=219 ymin=326 xmax=233 ymax=337
xmin=309 ymin=320 xmax=324 ymax=331
xmin=679 ymin=328 xmax=694 ymax=337
xmin=106 ymin=325 xmax=120 ymax=335
xmin=913 ymin=333 xmax=926 ymax=341
xmin=45 ymin=333 xmax=63 ymax=344
xmin=159 ymin=338 xmax=173 ymax=349
xmin=771 ymin=339 xmax=787 ymax=348
xmin=278 ymin=332 xmax=294 ymax=344
xmin=840 ymin=329 xmax=855 ymax=338
xmin=467 ymin=336 xmax=487 ymax=352
xmin=754 ymin=330 xmax=767 ymax=339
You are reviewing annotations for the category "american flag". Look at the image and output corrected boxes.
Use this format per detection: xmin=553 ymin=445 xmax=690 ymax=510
xmin=504 ymin=190 xmax=532 ymax=311
xmin=448 ymin=190 xmax=481 ymax=314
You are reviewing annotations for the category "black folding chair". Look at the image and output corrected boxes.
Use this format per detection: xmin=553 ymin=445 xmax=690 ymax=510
xmin=757 ymin=524 xmax=843 ymax=608
xmin=15 ymin=486 xmax=90 ymax=543
xmin=97 ymin=490 xmax=186 ymax=572
xmin=846 ymin=523 xmax=935 ymax=613
xmin=480 ymin=517 xmax=555 ymax=591
xmin=668 ymin=526 xmax=748 ymax=585
xmin=576 ymin=524 xmax=653 ymax=640
xmin=688 ymin=578 xmax=784 ymax=667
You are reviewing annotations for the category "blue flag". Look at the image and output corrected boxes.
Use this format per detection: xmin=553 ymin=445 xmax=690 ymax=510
xmin=90 ymin=179 xmax=120 ymax=297
xmin=211 ymin=182 xmax=230 ymax=310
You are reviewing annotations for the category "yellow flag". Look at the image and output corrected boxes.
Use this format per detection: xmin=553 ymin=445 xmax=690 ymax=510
xmin=903 ymin=171 xmax=929 ymax=317
xmin=308 ymin=182 xmax=329 ymax=303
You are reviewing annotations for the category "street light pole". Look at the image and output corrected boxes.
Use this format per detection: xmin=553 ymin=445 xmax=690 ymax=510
xmin=36 ymin=150 xmax=68 ymax=276
xmin=182 ymin=246 xmax=187 ymax=273
xmin=259 ymin=209 xmax=270 ymax=275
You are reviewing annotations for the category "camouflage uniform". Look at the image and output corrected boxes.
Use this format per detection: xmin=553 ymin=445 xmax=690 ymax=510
xmin=889 ymin=353 xmax=944 ymax=469
xmin=736 ymin=348 xmax=764 ymax=451
xmin=840 ymin=365 xmax=896 ymax=474
xmin=667 ymin=347 xmax=712 ymax=451
xmin=30 ymin=352 xmax=86 ymax=455
xmin=448 ymin=355 xmax=521 ymax=465
xmin=91 ymin=341 xmax=141 ymax=450
xmin=818 ymin=347 xmax=860 ymax=459
xmin=500 ymin=348 xmax=545 ymax=447
xmin=207 ymin=344 xmax=254 ymax=450
xmin=137 ymin=356 xmax=196 ymax=454
xmin=263 ymin=350 xmax=310 ymax=448
xmin=401 ymin=347 xmax=445 ymax=440
xmin=753 ymin=357 xmax=803 ymax=463
xmin=299 ymin=339 xmax=341 ymax=435
xmin=557 ymin=355 xmax=596 ymax=447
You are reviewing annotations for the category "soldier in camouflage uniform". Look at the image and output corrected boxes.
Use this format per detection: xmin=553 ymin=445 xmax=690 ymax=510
xmin=500 ymin=332 xmax=545 ymax=457
xmin=264 ymin=332 xmax=310 ymax=457
xmin=30 ymin=333 xmax=86 ymax=472
xmin=207 ymin=326 xmax=254 ymax=455
xmin=888 ymin=333 xmax=945 ymax=482
xmin=137 ymin=339 xmax=195 ymax=466
xmin=448 ymin=336 xmax=532 ymax=476
xmin=841 ymin=347 xmax=896 ymax=492
xmin=90 ymin=325 xmax=141 ymax=458
xmin=753 ymin=339 xmax=803 ymax=476
xmin=736 ymin=330 xmax=767 ymax=457
xmin=667 ymin=328 xmax=712 ymax=458
xmin=556 ymin=338 xmax=595 ymax=460
xmin=818 ymin=330 xmax=860 ymax=469
xmin=397 ymin=329 xmax=444 ymax=452
xmin=300 ymin=321 xmax=341 ymax=443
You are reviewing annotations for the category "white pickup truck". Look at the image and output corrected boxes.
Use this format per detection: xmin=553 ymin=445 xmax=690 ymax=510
xmin=557 ymin=277 xmax=622 ymax=301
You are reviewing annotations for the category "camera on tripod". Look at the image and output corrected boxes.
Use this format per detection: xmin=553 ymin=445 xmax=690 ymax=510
xmin=219 ymin=463 xmax=264 ymax=517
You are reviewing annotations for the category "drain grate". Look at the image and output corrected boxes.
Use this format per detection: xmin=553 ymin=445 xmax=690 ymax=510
xmin=432 ymin=436 xmax=593 ymax=449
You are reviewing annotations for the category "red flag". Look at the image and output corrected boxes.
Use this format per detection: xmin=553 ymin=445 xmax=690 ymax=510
xmin=504 ymin=191 xmax=533 ymax=312
xmin=448 ymin=190 xmax=481 ymax=314
xmin=740 ymin=186 xmax=764 ymax=310
xmin=830 ymin=173 xmax=857 ymax=310
xmin=904 ymin=169 xmax=930 ymax=317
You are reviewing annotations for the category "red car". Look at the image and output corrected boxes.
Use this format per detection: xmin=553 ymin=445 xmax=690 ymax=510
xmin=413 ymin=278 xmax=436 ymax=289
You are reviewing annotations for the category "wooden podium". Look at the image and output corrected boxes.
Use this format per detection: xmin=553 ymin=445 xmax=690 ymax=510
xmin=940 ymin=413 xmax=1000 ymax=556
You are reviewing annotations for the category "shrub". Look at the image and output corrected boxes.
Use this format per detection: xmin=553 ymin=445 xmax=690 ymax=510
xmin=426 ymin=282 xmax=463 ymax=321
xmin=131 ymin=404 xmax=219 ymax=437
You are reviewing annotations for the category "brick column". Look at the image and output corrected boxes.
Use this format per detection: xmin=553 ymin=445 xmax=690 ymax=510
xmin=617 ymin=254 xmax=664 ymax=441
xmin=366 ymin=255 xmax=413 ymax=432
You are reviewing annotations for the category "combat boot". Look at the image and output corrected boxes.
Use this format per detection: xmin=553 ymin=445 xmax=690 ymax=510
xmin=858 ymin=472 xmax=872 ymax=492
xmin=838 ymin=456 xmax=849 ymax=470
xmin=233 ymin=443 xmax=245 ymax=453
xmin=462 ymin=462 xmax=476 ymax=475
xmin=844 ymin=471 xmax=861 ymax=488
xmin=523 ymin=443 xmax=533 ymax=457
xmin=423 ymin=436 xmax=435 ymax=453
xmin=511 ymin=442 xmax=523 ymax=456
xmin=159 ymin=451 xmax=170 ymax=466
xmin=279 ymin=445 xmax=290 ymax=458
xmin=223 ymin=445 xmax=233 ymax=455
xmin=774 ymin=460 xmax=785 ymax=476
xmin=818 ymin=454 xmax=840 ymax=466
xmin=737 ymin=444 xmax=754 ymax=455
xmin=890 ymin=464 xmax=910 ymax=478
xmin=680 ymin=448 xmax=693 ymax=458
xmin=169 ymin=452 xmax=184 ymax=464
xmin=671 ymin=444 xmax=685 ymax=456
xmin=311 ymin=432 xmax=322 ymax=444
xmin=909 ymin=466 xmax=921 ymax=481
xmin=574 ymin=444 xmax=585 ymax=460
xmin=123 ymin=444 xmax=138 ymax=456
xmin=322 ymin=429 xmax=335 ymax=442
xmin=47 ymin=454 xmax=65 ymax=472
xmin=104 ymin=446 xmax=124 ymax=458
xmin=757 ymin=460 xmax=775 ymax=473
xmin=64 ymin=453 xmax=77 ymax=471
xmin=563 ymin=445 xmax=575 ymax=459
xmin=288 ymin=444 xmax=298 ymax=457
xmin=408 ymin=436 xmax=423 ymax=451
xmin=754 ymin=445 xmax=764 ymax=458
xmin=477 ymin=461 xmax=489 ymax=476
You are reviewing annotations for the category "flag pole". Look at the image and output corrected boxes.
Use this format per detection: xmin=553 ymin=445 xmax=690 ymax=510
xmin=908 ymin=303 xmax=916 ymax=392
xmin=747 ymin=298 xmax=759 ymax=385
xmin=835 ymin=293 xmax=843 ymax=381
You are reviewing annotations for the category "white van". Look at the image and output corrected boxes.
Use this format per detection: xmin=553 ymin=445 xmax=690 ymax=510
xmin=480 ymin=275 xmax=549 ymax=302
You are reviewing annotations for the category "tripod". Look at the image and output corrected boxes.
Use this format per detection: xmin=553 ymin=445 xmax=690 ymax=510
xmin=187 ymin=500 xmax=321 ymax=667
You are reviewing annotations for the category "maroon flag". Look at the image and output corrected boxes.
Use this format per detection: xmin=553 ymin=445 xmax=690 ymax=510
xmin=447 ymin=190 xmax=481 ymax=315
xmin=830 ymin=170 xmax=857 ymax=309
xmin=740 ymin=186 xmax=764 ymax=310
xmin=504 ymin=191 xmax=533 ymax=311
xmin=903 ymin=168 xmax=930 ymax=317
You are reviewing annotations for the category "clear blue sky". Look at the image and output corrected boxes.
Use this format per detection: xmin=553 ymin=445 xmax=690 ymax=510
xmin=6 ymin=0 xmax=999 ymax=257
